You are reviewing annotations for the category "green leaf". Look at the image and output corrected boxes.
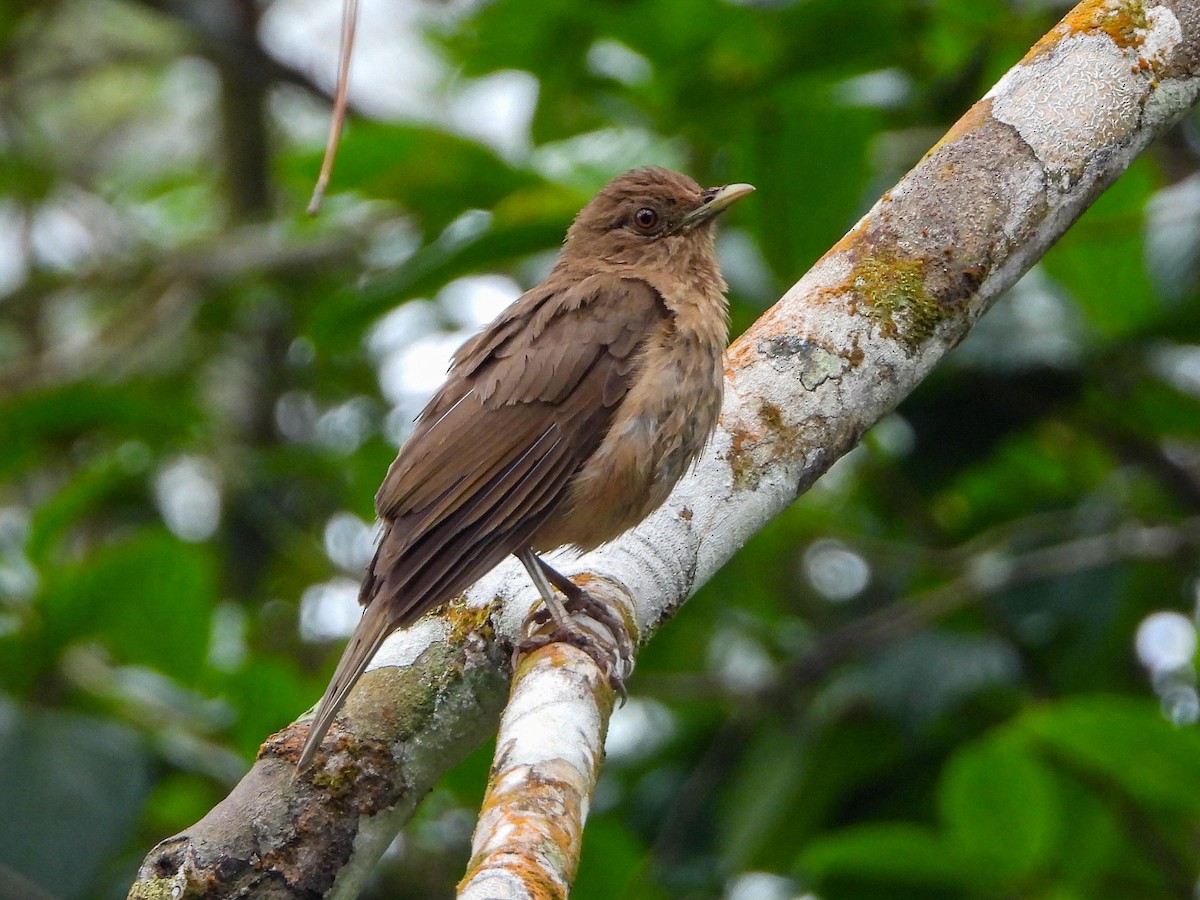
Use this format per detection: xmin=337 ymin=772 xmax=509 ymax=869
xmin=0 ymin=152 xmax=56 ymax=202
xmin=717 ymin=719 xmax=810 ymax=870
xmin=939 ymin=734 xmax=1060 ymax=882
xmin=305 ymin=189 xmax=579 ymax=347
xmin=25 ymin=442 xmax=158 ymax=564
xmin=574 ymin=818 xmax=663 ymax=900
xmin=800 ymin=823 xmax=964 ymax=887
xmin=736 ymin=89 xmax=880 ymax=279
xmin=1019 ymin=696 xmax=1200 ymax=816
xmin=1052 ymin=772 xmax=1123 ymax=890
xmin=40 ymin=530 xmax=215 ymax=680
xmin=728 ymin=716 xmax=908 ymax=871
xmin=224 ymin=657 xmax=312 ymax=754
xmin=0 ymin=380 xmax=193 ymax=479
xmin=1042 ymin=159 xmax=1160 ymax=339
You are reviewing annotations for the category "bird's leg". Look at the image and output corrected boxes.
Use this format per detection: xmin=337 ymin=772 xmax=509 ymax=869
xmin=535 ymin=557 xmax=635 ymax=666
xmin=517 ymin=547 xmax=574 ymax=628
xmin=515 ymin=548 xmax=631 ymax=697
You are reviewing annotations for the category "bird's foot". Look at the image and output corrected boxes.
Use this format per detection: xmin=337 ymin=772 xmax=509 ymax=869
xmin=561 ymin=588 xmax=635 ymax=672
xmin=518 ymin=592 xmax=633 ymax=700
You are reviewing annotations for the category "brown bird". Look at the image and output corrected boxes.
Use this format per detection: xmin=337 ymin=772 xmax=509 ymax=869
xmin=297 ymin=167 xmax=753 ymax=769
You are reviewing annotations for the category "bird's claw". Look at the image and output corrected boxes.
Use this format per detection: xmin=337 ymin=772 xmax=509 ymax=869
xmin=517 ymin=591 xmax=632 ymax=701
xmin=560 ymin=590 xmax=635 ymax=671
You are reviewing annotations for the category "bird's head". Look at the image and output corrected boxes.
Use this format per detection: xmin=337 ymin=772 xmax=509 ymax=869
xmin=559 ymin=167 xmax=754 ymax=276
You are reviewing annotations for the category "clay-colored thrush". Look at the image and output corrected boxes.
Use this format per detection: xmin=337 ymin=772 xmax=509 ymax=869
xmin=298 ymin=167 xmax=753 ymax=769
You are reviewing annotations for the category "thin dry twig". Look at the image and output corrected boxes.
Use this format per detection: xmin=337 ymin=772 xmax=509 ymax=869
xmin=308 ymin=0 xmax=359 ymax=216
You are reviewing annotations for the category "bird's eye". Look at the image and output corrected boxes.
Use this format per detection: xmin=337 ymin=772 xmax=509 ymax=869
xmin=633 ymin=207 xmax=659 ymax=231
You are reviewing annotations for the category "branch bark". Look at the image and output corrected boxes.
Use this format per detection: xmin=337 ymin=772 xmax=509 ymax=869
xmin=457 ymin=642 xmax=615 ymax=900
xmin=129 ymin=1 xmax=1200 ymax=897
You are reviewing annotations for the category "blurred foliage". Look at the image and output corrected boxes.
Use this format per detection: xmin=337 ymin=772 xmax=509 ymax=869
xmin=1 ymin=0 xmax=1199 ymax=898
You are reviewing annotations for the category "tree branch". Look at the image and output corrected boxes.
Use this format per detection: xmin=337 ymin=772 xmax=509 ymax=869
xmin=457 ymin=642 xmax=615 ymax=900
xmin=128 ymin=1 xmax=1200 ymax=896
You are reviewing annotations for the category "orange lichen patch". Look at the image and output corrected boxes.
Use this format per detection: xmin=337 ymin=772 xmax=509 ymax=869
xmin=1028 ymin=0 xmax=1149 ymax=61
xmin=461 ymin=847 xmax=569 ymax=900
xmin=758 ymin=400 xmax=785 ymax=435
xmin=726 ymin=422 xmax=761 ymax=490
xmin=726 ymin=300 xmax=794 ymax=372
xmin=726 ymin=332 xmax=758 ymax=372
xmin=826 ymin=210 xmax=875 ymax=259
xmin=725 ymin=256 xmax=860 ymax=378
xmin=471 ymin=860 xmax=565 ymax=900
xmin=461 ymin=827 xmax=573 ymax=899
xmin=923 ymin=99 xmax=995 ymax=161
xmin=478 ymin=765 xmax=586 ymax=823
xmin=1131 ymin=54 xmax=1155 ymax=76
xmin=460 ymin=641 xmax=614 ymax=899
xmin=471 ymin=770 xmax=586 ymax=866
xmin=724 ymin=345 xmax=750 ymax=375
xmin=1068 ymin=0 xmax=1148 ymax=48
xmin=261 ymin=718 xmax=312 ymax=761
xmin=1026 ymin=19 xmax=1075 ymax=60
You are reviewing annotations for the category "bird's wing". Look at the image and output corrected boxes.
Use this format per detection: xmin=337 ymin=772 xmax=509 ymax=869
xmin=366 ymin=273 xmax=668 ymax=623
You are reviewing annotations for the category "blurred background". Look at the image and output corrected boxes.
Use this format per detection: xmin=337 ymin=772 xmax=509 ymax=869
xmin=2 ymin=0 xmax=1200 ymax=897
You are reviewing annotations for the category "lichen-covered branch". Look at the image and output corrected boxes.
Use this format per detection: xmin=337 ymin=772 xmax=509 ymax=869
xmin=457 ymin=642 xmax=616 ymax=900
xmin=129 ymin=1 xmax=1200 ymax=896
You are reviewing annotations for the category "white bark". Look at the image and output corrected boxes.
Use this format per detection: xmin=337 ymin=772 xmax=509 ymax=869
xmin=458 ymin=643 xmax=614 ymax=900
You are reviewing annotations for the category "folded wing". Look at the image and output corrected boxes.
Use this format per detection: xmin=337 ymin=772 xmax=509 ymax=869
xmin=364 ymin=273 xmax=668 ymax=623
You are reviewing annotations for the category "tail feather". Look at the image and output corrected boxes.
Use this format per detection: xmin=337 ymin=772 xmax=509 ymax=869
xmin=296 ymin=599 xmax=395 ymax=770
xmin=295 ymin=406 xmax=586 ymax=770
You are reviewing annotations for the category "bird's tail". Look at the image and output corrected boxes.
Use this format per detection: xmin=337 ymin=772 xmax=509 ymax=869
xmin=295 ymin=598 xmax=394 ymax=771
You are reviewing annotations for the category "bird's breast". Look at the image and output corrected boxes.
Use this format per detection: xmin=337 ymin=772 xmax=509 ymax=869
xmin=533 ymin=321 xmax=725 ymax=552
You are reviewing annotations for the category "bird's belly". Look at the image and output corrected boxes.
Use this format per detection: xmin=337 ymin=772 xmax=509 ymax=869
xmin=533 ymin=358 xmax=723 ymax=552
